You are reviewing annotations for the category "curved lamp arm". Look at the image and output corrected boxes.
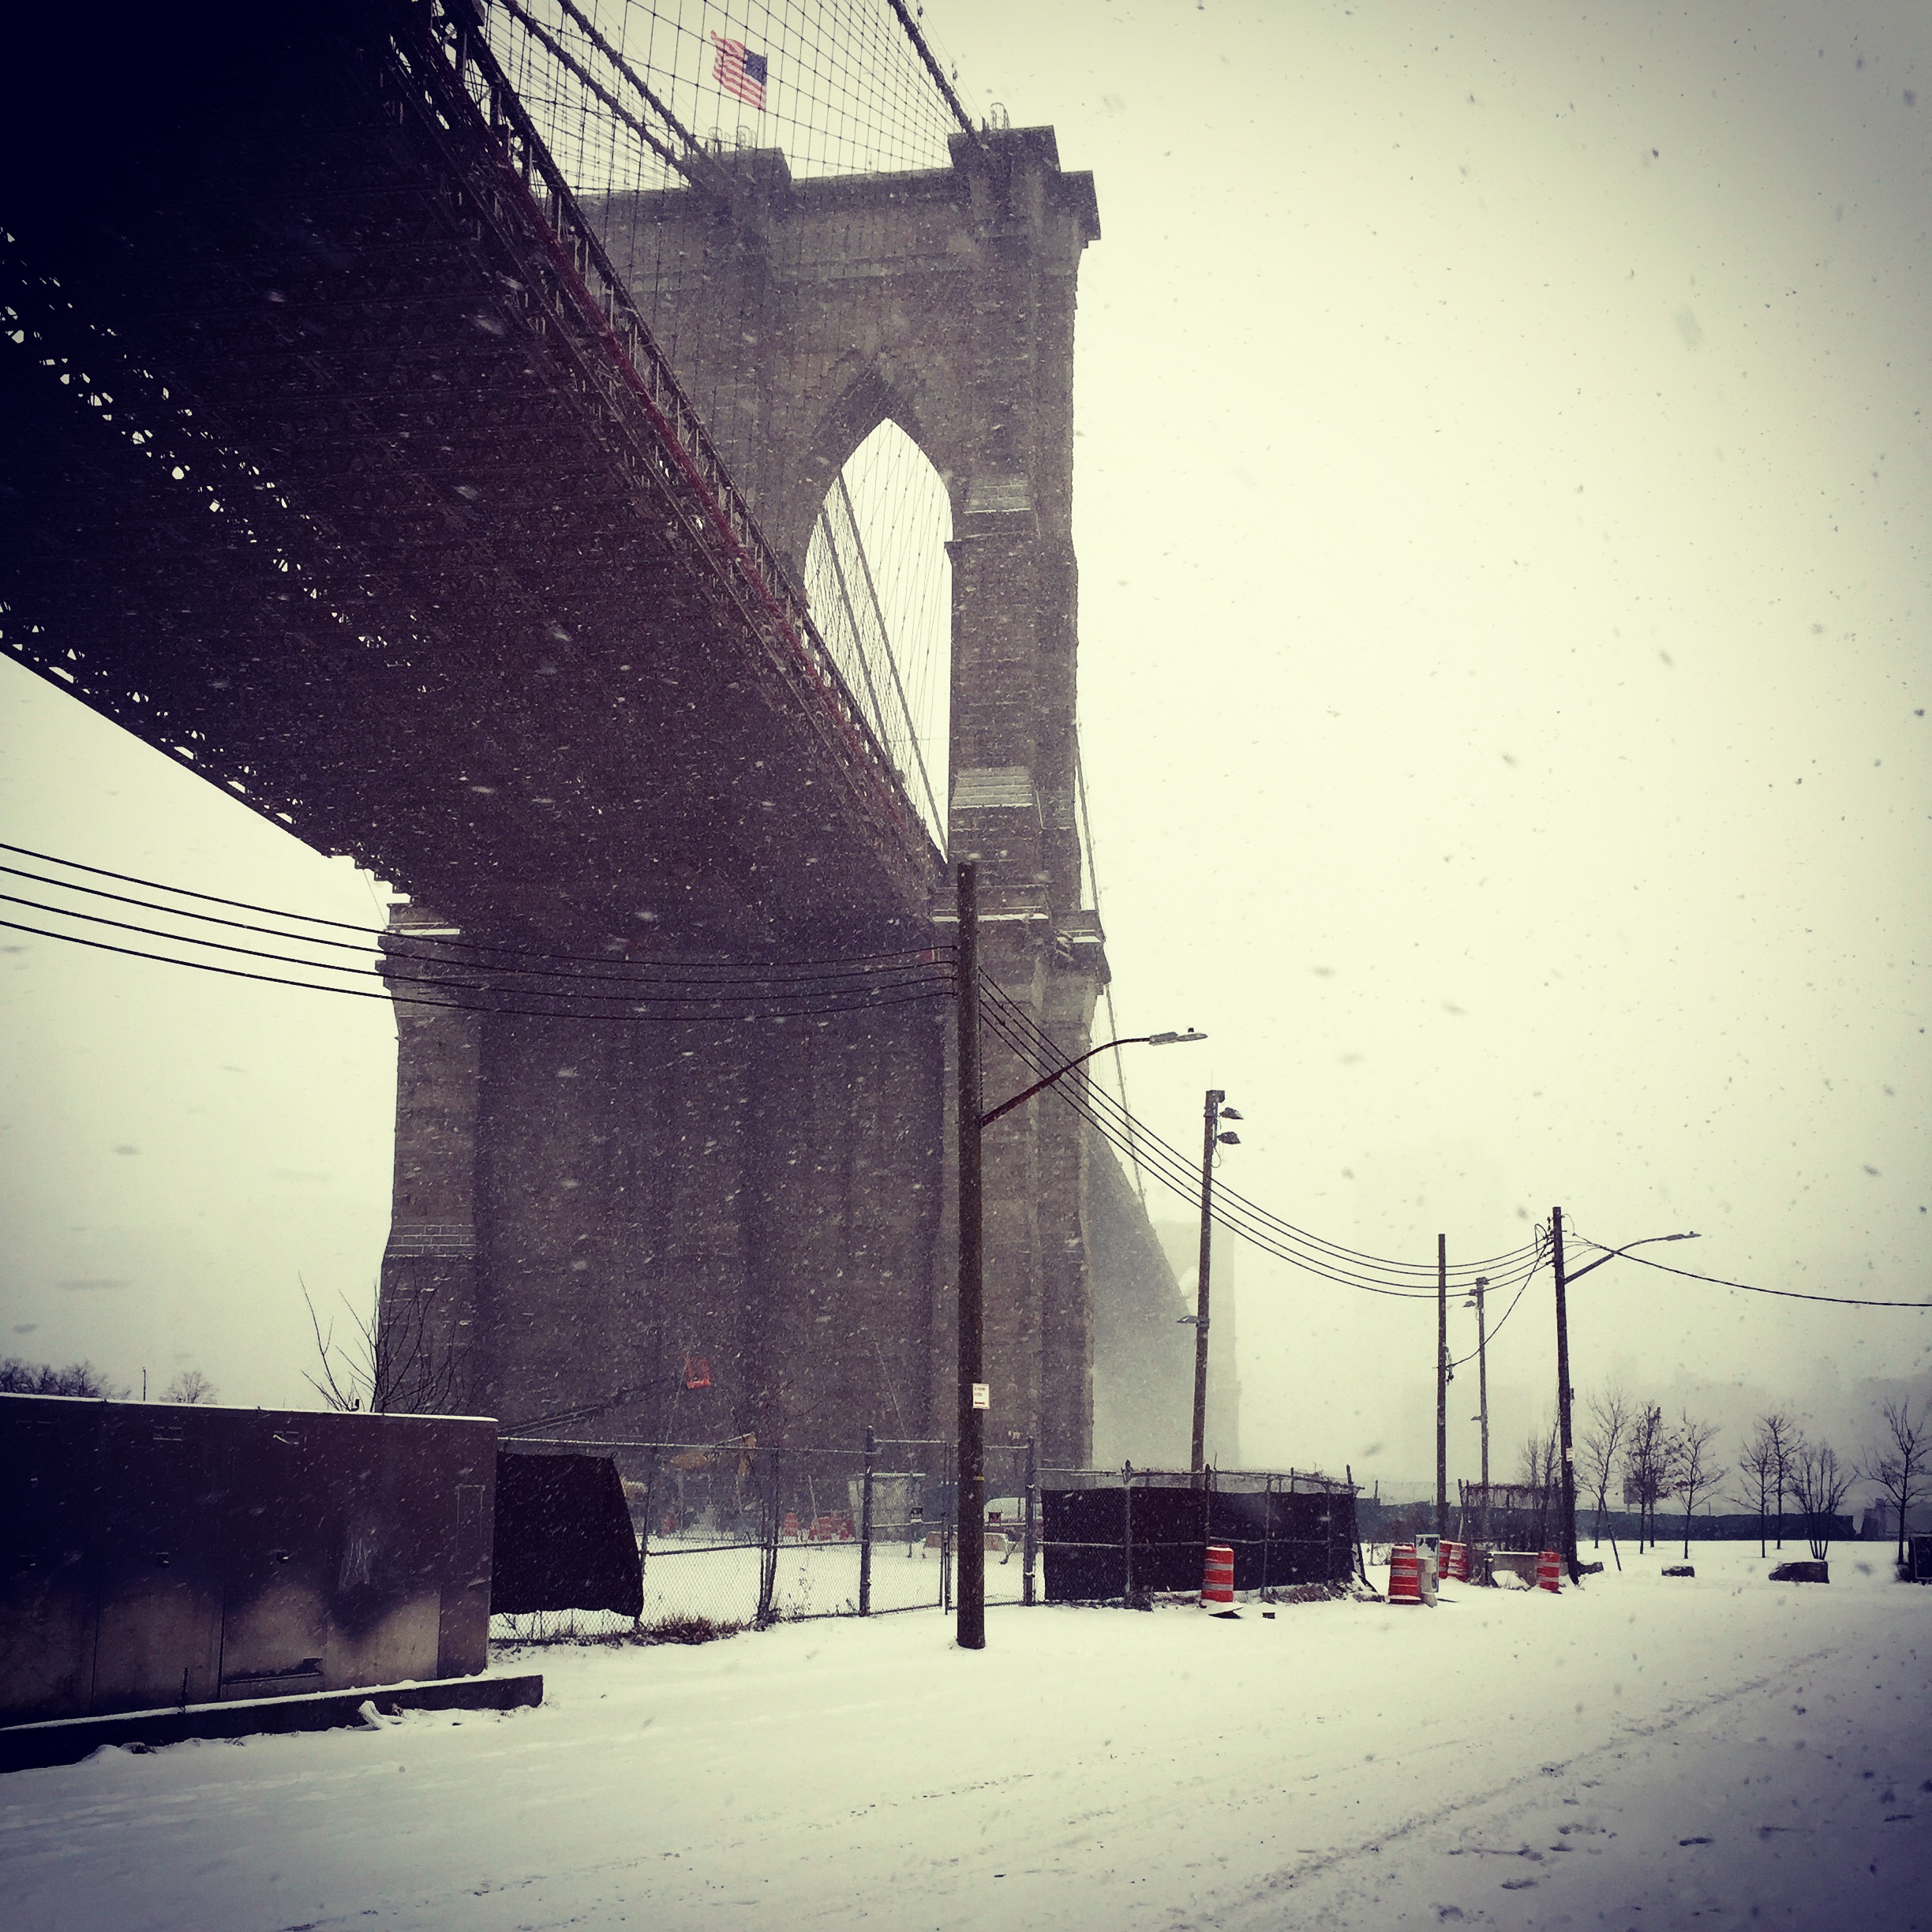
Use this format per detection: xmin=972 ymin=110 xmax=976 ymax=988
xmin=979 ymin=1030 xmax=1205 ymax=1129
xmin=1565 ymin=1230 xmax=1699 ymax=1286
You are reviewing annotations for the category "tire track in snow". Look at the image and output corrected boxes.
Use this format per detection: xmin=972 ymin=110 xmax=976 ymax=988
xmin=1196 ymin=1639 xmax=1843 ymax=1925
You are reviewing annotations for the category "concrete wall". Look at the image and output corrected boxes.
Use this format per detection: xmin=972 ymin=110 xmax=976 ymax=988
xmin=0 ymin=1395 xmax=494 ymax=1725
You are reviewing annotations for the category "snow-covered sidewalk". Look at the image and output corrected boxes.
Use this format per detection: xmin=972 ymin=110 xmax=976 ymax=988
xmin=2 ymin=1542 xmax=1925 ymax=1930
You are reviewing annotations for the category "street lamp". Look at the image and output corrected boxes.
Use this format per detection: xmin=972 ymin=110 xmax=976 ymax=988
xmin=1549 ymin=1208 xmax=1699 ymax=1581
xmin=979 ymin=1029 xmax=1208 ymax=1128
xmin=954 ymin=859 xmax=1204 ymax=1650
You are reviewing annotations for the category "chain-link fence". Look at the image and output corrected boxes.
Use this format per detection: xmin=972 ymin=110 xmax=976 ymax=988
xmin=492 ymin=1432 xmax=1040 ymax=1642
xmin=1037 ymin=1465 xmax=1362 ymax=1603
xmin=490 ymin=1440 xmax=1358 ymax=1639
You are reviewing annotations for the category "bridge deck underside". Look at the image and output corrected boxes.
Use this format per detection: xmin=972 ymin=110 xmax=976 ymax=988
xmin=0 ymin=6 xmax=936 ymax=949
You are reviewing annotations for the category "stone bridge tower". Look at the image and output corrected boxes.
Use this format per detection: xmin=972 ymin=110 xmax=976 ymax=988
xmin=380 ymin=128 xmax=1179 ymax=1467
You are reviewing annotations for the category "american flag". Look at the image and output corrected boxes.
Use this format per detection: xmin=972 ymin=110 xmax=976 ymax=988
xmin=710 ymin=32 xmax=768 ymax=110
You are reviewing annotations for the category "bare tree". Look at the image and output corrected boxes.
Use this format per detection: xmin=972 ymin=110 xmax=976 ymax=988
xmin=1623 ymin=1402 xmax=1678 ymax=1552
xmin=1859 ymin=1400 xmax=1929 ymax=1568
xmin=1736 ymin=1416 xmax=1782 ymax=1558
xmin=161 ymin=1367 xmax=218 ymax=1405
xmin=1762 ymin=1411 xmax=1804 ymax=1551
xmin=1673 ymin=1411 xmax=1726 ymax=1559
xmin=304 ymin=1280 xmax=460 ymax=1416
xmin=1579 ymin=1387 xmax=1632 ymax=1554
xmin=0 ymin=1357 xmax=125 ymax=1398
xmin=1792 ymin=1440 xmax=1855 ymax=1560
xmin=1517 ymin=1418 xmax=1562 ymax=1550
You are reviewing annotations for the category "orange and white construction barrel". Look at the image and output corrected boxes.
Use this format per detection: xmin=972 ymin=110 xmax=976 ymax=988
xmin=1537 ymin=1548 xmax=1563 ymax=1593
xmin=1387 ymin=1543 xmax=1422 ymax=1604
xmin=1201 ymin=1542 xmax=1236 ymax=1608
xmin=1443 ymin=1541 xmax=1470 ymax=1582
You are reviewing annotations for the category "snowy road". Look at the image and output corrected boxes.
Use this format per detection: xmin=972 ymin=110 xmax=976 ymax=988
xmin=2 ymin=1544 xmax=1925 ymax=1930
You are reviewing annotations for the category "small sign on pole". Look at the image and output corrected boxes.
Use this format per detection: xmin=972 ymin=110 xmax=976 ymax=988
xmin=971 ymin=1383 xmax=990 ymax=1410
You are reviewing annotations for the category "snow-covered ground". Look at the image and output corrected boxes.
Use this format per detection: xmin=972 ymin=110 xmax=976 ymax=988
xmin=4 ymin=1542 xmax=1926 ymax=1930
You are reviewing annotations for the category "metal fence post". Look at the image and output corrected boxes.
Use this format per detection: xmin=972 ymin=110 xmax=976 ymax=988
xmin=1347 ymin=1464 xmax=1368 ymax=1583
xmin=939 ymin=1438 xmax=954 ymax=1612
xmin=1022 ymin=1437 xmax=1038 ymax=1607
xmin=1122 ymin=1460 xmax=1135 ymax=1604
xmin=639 ymin=1444 xmax=657 ymax=1588
xmin=1262 ymin=1470 xmax=1275 ymax=1594
xmin=859 ymin=1425 xmax=875 ymax=1617
xmin=758 ymin=1441 xmax=781 ymax=1627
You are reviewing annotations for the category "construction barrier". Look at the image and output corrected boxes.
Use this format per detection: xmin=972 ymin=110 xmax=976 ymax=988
xmin=1443 ymin=1541 xmax=1470 ymax=1582
xmin=1537 ymin=1548 xmax=1562 ymax=1593
xmin=1388 ymin=1543 xmax=1421 ymax=1604
xmin=1201 ymin=1542 xmax=1235 ymax=1608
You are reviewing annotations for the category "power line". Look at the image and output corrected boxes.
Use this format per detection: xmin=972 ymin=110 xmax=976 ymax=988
xmin=974 ymin=994 xmax=1518 ymax=1301
xmin=975 ymin=990 xmax=1521 ymax=1296
xmin=0 ymin=872 xmax=949 ymax=994
xmin=0 ymin=916 xmax=955 ymax=1024
xmin=979 ymin=974 xmax=1537 ymax=1275
xmin=0 ymin=842 xmax=951 ymax=979
xmin=0 ymin=890 xmax=954 ymax=1011
xmin=1574 ymin=1238 xmax=1930 ymax=1311
xmin=977 ymin=973 xmax=1542 ymax=1284
xmin=1446 ymin=1231 xmax=1550 ymax=1370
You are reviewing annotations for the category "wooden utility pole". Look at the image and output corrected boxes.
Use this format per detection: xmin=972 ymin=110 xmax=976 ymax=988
xmin=1551 ymin=1205 xmax=1579 ymax=1582
xmin=1189 ymin=1088 xmax=1225 ymax=1481
xmin=955 ymin=862 xmax=985 ymax=1649
xmin=1436 ymin=1234 xmax=1448 ymax=1539
xmin=1473 ymin=1275 xmax=1491 ymax=1545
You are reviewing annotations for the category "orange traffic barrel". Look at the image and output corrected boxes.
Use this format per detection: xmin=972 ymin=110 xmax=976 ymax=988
xmin=1443 ymin=1541 xmax=1470 ymax=1582
xmin=1537 ymin=1548 xmax=1563 ymax=1593
xmin=1387 ymin=1543 xmax=1422 ymax=1604
xmin=1201 ymin=1542 xmax=1236 ymax=1608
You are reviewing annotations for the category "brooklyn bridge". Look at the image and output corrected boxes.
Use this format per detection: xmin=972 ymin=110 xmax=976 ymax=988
xmin=0 ymin=0 xmax=1191 ymax=1461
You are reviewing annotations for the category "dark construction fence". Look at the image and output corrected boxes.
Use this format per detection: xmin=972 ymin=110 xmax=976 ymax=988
xmin=490 ymin=1438 xmax=1358 ymax=1638
xmin=1040 ymin=1466 xmax=1361 ymax=1603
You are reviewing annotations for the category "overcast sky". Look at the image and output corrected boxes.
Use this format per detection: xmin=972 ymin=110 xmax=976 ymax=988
xmin=1 ymin=0 xmax=1925 ymax=1483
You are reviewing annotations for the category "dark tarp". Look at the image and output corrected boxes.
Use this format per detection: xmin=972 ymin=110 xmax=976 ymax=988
xmin=492 ymin=1453 xmax=642 ymax=1618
